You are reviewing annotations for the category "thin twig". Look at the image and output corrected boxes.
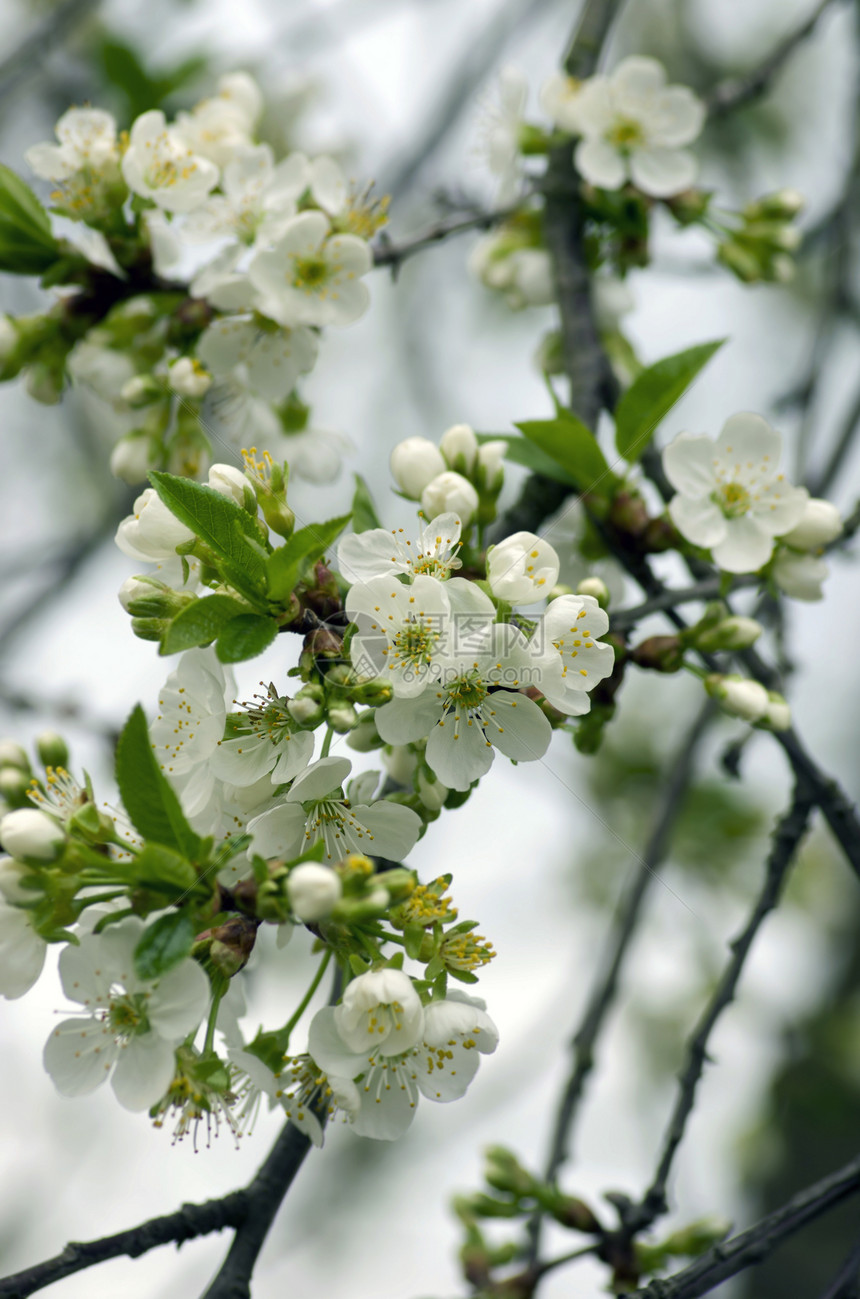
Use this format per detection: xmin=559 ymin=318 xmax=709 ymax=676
xmin=629 ymin=780 xmax=815 ymax=1233
xmin=705 ymin=0 xmax=844 ymax=118
xmin=372 ymin=205 xmax=517 ymax=273
xmin=526 ymin=700 xmax=715 ymax=1268
xmin=820 ymin=1233 xmax=860 ymax=1299
xmin=0 ymin=0 xmax=100 ymax=106
xmin=610 ymin=576 xmax=758 ymax=634
xmin=630 ymin=1151 xmax=860 ymax=1298
xmin=809 ymin=374 xmax=860 ymax=498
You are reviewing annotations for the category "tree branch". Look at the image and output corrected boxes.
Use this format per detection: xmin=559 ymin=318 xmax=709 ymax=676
xmin=372 ymin=205 xmax=516 ymax=274
xmin=0 ymin=0 xmax=100 ymax=106
xmin=705 ymin=0 xmax=843 ymax=118
xmin=820 ymin=1234 xmax=860 ymax=1299
xmin=609 ymin=576 xmax=758 ymax=634
xmin=0 ymin=1192 xmax=250 ymax=1299
xmin=630 ymin=1151 xmax=860 ymax=1298
xmin=629 ymin=780 xmax=815 ymax=1234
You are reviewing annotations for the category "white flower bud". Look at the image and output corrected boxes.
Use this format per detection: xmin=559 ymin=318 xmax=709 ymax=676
xmin=477 ymin=439 xmax=507 ymax=492
xmin=169 ymin=356 xmax=212 ymax=398
xmin=0 ymin=808 xmax=65 ymax=862
xmin=772 ymin=550 xmax=828 ymax=601
xmin=110 ymin=433 xmax=159 ymax=484
xmin=705 ymin=674 xmax=770 ymax=722
xmin=287 ymin=863 xmax=343 ymax=922
xmin=0 ymin=742 xmax=29 ymax=771
xmin=207 ymin=463 xmax=252 ymax=505
xmin=118 ymin=575 xmax=156 ymax=612
xmin=576 ymin=576 xmax=610 ymax=607
xmin=417 ymin=769 xmax=448 ymax=811
xmin=390 ymin=437 xmax=446 ymax=499
xmin=115 ymin=488 xmax=195 ymax=562
xmin=120 ymin=374 xmax=163 ymax=407
xmin=440 ymin=423 xmax=478 ymax=473
xmin=779 ymin=498 xmax=842 ymax=552
xmin=695 ymin=615 xmax=762 ymax=653
xmin=762 ymin=691 xmax=791 ymax=732
xmin=287 ymin=695 xmax=323 ymax=726
xmin=421 ymin=471 xmax=479 ymax=525
xmin=488 ymin=532 xmax=560 ymax=603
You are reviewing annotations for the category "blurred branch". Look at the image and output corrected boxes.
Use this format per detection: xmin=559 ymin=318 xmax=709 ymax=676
xmin=382 ymin=0 xmax=558 ymax=200
xmin=610 ymin=576 xmax=758 ymax=634
xmin=628 ymin=780 xmax=815 ymax=1234
xmin=372 ymin=204 xmax=516 ymax=274
xmin=630 ymin=1150 xmax=860 ymax=1298
xmin=808 ymin=374 xmax=860 ymax=498
xmin=820 ymin=1235 xmax=860 ymax=1299
xmin=526 ymin=701 xmax=715 ymax=1268
xmin=0 ymin=0 xmax=100 ymax=106
xmin=705 ymin=0 xmax=844 ymax=118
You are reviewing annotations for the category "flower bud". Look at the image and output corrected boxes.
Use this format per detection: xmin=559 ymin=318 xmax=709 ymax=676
xmin=0 ymin=767 xmax=33 ymax=808
xmin=0 ymin=742 xmax=29 ymax=771
xmin=476 ymin=440 xmax=507 ymax=493
xmin=705 ymin=673 xmax=770 ymax=722
xmin=421 ymin=471 xmax=479 ymax=525
xmin=772 ymin=549 xmax=828 ymax=601
xmin=693 ymin=615 xmax=762 ymax=652
xmin=0 ymin=808 xmax=65 ymax=862
xmin=119 ymin=576 xmax=196 ymax=619
xmin=208 ymin=463 xmax=254 ymax=507
xmin=747 ymin=189 xmax=804 ymax=220
xmin=327 ymin=700 xmax=358 ymax=733
xmin=440 ymin=423 xmax=478 ymax=473
xmin=120 ymin=374 xmax=164 ymax=408
xmin=287 ymin=863 xmax=343 ymax=922
xmin=131 ymin=616 xmax=169 ymax=642
xmin=36 ymin=732 xmax=69 ymax=769
xmin=287 ymin=686 xmax=326 ymax=728
xmin=110 ymin=432 xmax=160 ymax=484
xmin=390 ymin=437 xmax=446 ymax=499
xmin=631 ymin=635 xmax=684 ymax=673
xmin=576 ymin=576 xmax=610 ymax=608
xmin=346 ymin=711 xmax=384 ymax=752
xmin=168 ymin=356 xmax=212 ymax=398
xmin=780 ymin=498 xmax=842 ymax=551
xmin=761 ymin=690 xmax=791 ymax=732
xmin=417 ymin=768 xmax=449 ymax=811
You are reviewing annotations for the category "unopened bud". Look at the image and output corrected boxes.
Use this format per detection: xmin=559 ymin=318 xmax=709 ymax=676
xmin=120 ymin=374 xmax=163 ymax=408
xmin=421 ymin=471 xmax=479 ymax=525
xmin=0 ymin=807 xmax=65 ymax=862
xmin=0 ymin=767 xmax=33 ymax=807
xmin=440 ymin=422 xmax=478 ymax=474
xmin=198 ymin=915 xmax=259 ymax=975
xmin=780 ymin=498 xmax=842 ymax=551
xmin=327 ymin=700 xmax=358 ymax=733
xmin=169 ymin=356 xmax=212 ymax=398
xmin=631 ymin=635 xmax=684 ymax=673
xmin=287 ymin=686 xmax=326 ymax=728
xmin=576 ymin=576 xmax=610 ymax=607
xmin=130 ymin=616 xmax=168 ymax=642
xmin=551 ymin=1195 xmax=602 ymax=1234
xmin=287 ymin=863 xmax=342 ymax=922
xmin=761 ymin=690 xmax=791 ymax=731
xmin=346 ymin=712 xmax=384 ymax=752
xmin=0 ymin=742 xmax=30 ymax=771
xmin=390 ymin=437 xmax=446 ymax=499
xmin=35 ymin=732 xmax=69 ymax=769
xmin=705 ymin=673 xmax=769 ymax=721
xmin=110 ymin=432 xmax=160 ymax=484
xmin=693 ymin=615 xmax=762 ymax=652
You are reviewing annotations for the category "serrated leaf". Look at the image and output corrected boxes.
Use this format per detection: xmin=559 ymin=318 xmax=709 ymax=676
xmin=149 ymin=472 xmax=267 ymax=599
xmin=0 ymin=164 xmax=58 ymax=274
xmin=267 ymin=513 xmax=351 ymax=602
xmin=215 ymin=614 xmax=278 ymax=663
xmin=476 ymin=433 xmax=577 ymax=486
xmin=129 ymin=843 xmax=199 ymax=896
xmin=614 ymin=340 xmax=725 ymax=461
xmin=516 ymin=413 xmax=612 ymax=497
xmin=133 ymin=909 xmax=195 ymax=980
xmin=160 ymin=593 xmax=250 ymax=655
xmin=352 ymin=475 xmax=382 ymax=533
xmin=115 ymin=704 xmax=202 ymax=859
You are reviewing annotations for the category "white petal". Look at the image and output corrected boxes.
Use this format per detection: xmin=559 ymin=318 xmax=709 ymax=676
xmin=247 ymin=803 xmax=307 ymax=859
xmin=715 ymin=412 xmax=782 ymax=468
xmin=481 ymin=692 xmax=551 ymax=761
xmin=352 ymin=1061 xmax=420 ymax=1139
xmin=611 ymin=55 xmax=667 ymax=99
xmin=309 ymin=156 xmax=348 ymax=214
xmin=630 ymin=147 xmax=697 ymax=197
xmin=308 ymin=1006 xmax=368 ymax=1078
xmin=338 ymin=529 xmax=407 ymax=583
xmin=650 ymin=87 xmax=706 ymax=147
xmin=712 ymin=515 xmax=774 ymax=573
xmin=425 ymin=713 xmax=494 ymax=790
xmin=111 ymin=1035 xmax=177 ymax=1111
xmin=149 ymin=959 xmax=210 ymax=1039
xmin=663 ymin=432 xmax=719 ymax=497
xmin=669 ymin=495 xmax=727 ymax=548
xmin=375 ymin=693 xmax=444 ymax=746
xmin=750 ymin=482 xmax=809 ymax=536
xmin=355 ymin=801 xmax=422 ymax=860
xmin=574 ymin=137 xmax=627 ymax=189
xmin=43 ymin=1018 xmax=118 ymax=1096
xmin=0 ymin=907 xmax=46 ymax=999
xmin=416 ymin=1041 xmax=481 ymax=1102
xmin=288 ymin=756 xmax=351 ymax=802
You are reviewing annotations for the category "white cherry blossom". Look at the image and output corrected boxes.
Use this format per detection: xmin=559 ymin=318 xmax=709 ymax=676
xmin=346 ymin=573 xmax=465 ymax=695
xmin=174 ymin=72 xmax=262 ymax=168
xmin=482 ymin=67 xmax=528 ymax=204
xmin=0 ymin=859 xmax=46 ymax=999
xmin=183 ymin=145 xmax=304 ymax=245
xmin=122 ymin=110 xmax=219 ymax=213
xmin=210 ymin=688 xmax=315 ymax=788
xmin=26 ymin=107 xmax=122 ymax=217
xmin=197 ymin=314 xmax=318 ymax=402
xmin=540 ymin=72 xmax=585 ymax=132
xmin=338 ymin=512 xmax=462 ymax=584
xmin=43 ymin=918 xmax=210 ymax=1111
xmin=533 ymin=593 xmax=615 ymax=715
xmin=150 ymin=649 xmax=233 ymax=815
xmin=572 ymin=56 xmax=705 ymax=197
xmin=247 ymin=756 xmax=421 ymax=863
xmin=375 ymin=623 xmax=552 ymax=790
xmin=248 ymin=211 xmax=371 ymax=328
xmin=663 ymin=413 xmax=809 ymax=574
xmin=488 ymin=532 xmax=560 ymax=603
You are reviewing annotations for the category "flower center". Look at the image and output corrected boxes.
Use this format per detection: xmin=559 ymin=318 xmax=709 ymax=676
xmin=108 ymin=991 xmax=151 ymax=1039
xmin=446 ymin=673 xmax=488 ymax=710
xmin=715 ymin=481 xmax=751 ymax=518
xmin=292 ymin=255 xmax=329 ymax=289
xmin=607 ymin=117 xmax=645 ymax=149
xmin=391 ymin=618 xmax=440 ymax=670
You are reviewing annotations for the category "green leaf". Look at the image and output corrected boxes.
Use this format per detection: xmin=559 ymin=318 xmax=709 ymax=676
xmin=0 ymin=164 xmax=59 ymax=274
xmin=267 ymin=513 xmax=351 ymax=602
xmin=614 ymin=340 xmax=725 ymax=461
xmin=352 ymin=475 xmax=382 ymax=533
xmin=215 ymin=614 xmax=279 ymax=663
xmin=516 ymin=413 xmax=612 ymax=497
xmin=476 ymin=433 xmax=577 ymax=486
xmin=246 ymin=1026 xmax=290 ymax=1073
xmin=133 ymin=909 xmax=196 ymax=981
xmin=128 ymin=843 xmax=199 ymax=897
xmin=160 ymin=594 xmax=250 ymax=655
xmin=149 ymin=472 xmax=268 ymax=599
xmin=115 ymin=704 xmax=202 ymax=859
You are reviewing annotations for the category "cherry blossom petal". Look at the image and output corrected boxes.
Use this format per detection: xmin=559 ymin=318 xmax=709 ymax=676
xmin=574 ymin=136 xmax=628 ymax=189
xmin=630 ymin=146 xmax=697 ymax=197
xmin=712 ymin=515 xmax=774 ymax=573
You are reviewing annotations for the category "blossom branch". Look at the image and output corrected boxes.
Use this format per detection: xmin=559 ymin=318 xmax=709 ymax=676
xmin=372 ymin=206 xmax=518 ymax=274
xmin=819 ymin=1234 xmax=860 ymax=1299
xmin=526 ymin=701 xmax=715 ymax=1267
xmin=628 ymin=1150 xmax=860 ymax=1298
xmin=610 ymin=576 xmax=758 ymax=634
xmin=628 ymin=779 xmax=815 ymax=1235
xmin=705 ymin=0 xmax=843 ymax=118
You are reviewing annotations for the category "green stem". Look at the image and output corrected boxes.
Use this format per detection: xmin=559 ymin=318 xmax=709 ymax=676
xmin=279 ymin=948 xmax=332 ymax=1049
xmin=203 ymin=975 xmax=227 ymax=1055
xmin=320 ymin=726 xmax=334 ymax=758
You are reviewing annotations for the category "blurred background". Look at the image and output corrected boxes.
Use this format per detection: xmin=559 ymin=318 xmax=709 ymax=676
xmin=0 ymin=0 xmax=859 ymax=1295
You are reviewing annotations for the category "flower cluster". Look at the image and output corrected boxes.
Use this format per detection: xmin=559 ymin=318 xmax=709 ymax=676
xmin=2 ymin=71 xmax=387 ymax=487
